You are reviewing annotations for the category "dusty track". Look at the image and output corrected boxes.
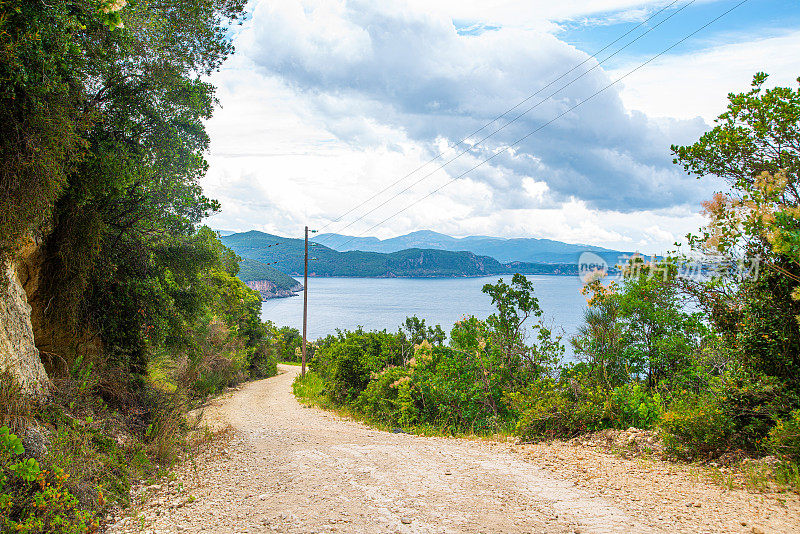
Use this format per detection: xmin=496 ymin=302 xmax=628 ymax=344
xmin=106 ymin=365 xmax=799 ymax=534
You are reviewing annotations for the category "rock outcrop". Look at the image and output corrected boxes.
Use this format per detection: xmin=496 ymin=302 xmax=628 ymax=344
xmin=0 ymin=258 xmax=50 ymax=397
xmin=245 ymin=280 xmax=303 ymax=300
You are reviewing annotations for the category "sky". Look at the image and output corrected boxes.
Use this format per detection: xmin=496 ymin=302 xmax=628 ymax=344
xmin=202 ymin=0 xmax=800 ymax=254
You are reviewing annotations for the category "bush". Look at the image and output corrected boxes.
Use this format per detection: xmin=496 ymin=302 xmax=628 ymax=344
xmin=311 ymin=330 xmax=403 ymax=404
xmin=511 ymin=378 xmax=607 ymax=439
xmin=356 ymin=366 xmax=415 ymax=427
xmin=1 ymin=426 xmax=98 ymax=533
xmin=768 ymin=409 xmax=800 ymax=460
xmin=249 ymin=343 xmax=278 ymax=379
xmin=608 ymin=384 xmax=663 ymax=430
xmin=292 ymin=371 xmax=328 ymax=407
xmin=659 ymin=394 xmax=734 ymax=459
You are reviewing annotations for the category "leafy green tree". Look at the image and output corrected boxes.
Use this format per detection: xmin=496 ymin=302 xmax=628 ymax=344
xmin=401 ymin=316 xmax=446 ymax=346
xmin=20 ymin=0 xmax=248 ymax=377
xmin=481 ymin=274 xmax=562 ymax=382
xmin=0 ymin=0 xmax=94 ymax=260
xmin=572 ymin=282 xmax=627 ymax=389
xmin=673 ymin=73 xmax=800 ymax=393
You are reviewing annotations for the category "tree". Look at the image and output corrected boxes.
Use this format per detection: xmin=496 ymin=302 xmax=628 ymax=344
xmin=673 ymin=73 xmax=800 ymax=392
xmin=0 ymin=0 xmax=94 ymax=260
xmin=22 ymin=0 xmax=248 ymax=375
xmin=572 ymin=282 xmax=627 ymax=389
xmin=481 ymin=274 xmax=561 ymax=380
xmin=401 ymin=316 xmax=445 ymax=346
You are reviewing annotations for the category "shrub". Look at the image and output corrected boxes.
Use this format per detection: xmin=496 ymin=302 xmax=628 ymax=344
xmin=659 ymin=394 xmax=734 ymax=459
xmin=608 ymin=384 xmax=663 ymax=430
xmin=292 ymin=371 xmax=328 ymax=407
xmin=1 ymin=426 xmax=98 ymax=533
xmin=356 ymin=366 xmax=415 ymax=427
xmin=312 ymin=330 xmax=403 ymax=404
xmin=249 ymin=343 xmax=278 ymax=378
xmin=768 ymin=409 xmax=800 ymax=460
xmin=511 ymin=378 xmax=607 ymax=439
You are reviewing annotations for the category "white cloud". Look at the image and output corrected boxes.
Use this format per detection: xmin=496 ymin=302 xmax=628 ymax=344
xmin=201 ymin=0 xmax=795 ymax=254
xmin=609 ymin=29 xmax=800 ymax=122
xmin=236 ymin=0 xmax=710 ymax=212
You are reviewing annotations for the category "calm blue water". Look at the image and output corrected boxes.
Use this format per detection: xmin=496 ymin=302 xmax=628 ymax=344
xmin=260 ymin=275 xmax=588 ymax=353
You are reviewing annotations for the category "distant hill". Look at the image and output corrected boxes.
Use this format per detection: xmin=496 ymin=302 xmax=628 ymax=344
xmin=313 ymin=230 xmax=631 ymax=266
xmin=222 ymin=231 xmax=513 ymax=278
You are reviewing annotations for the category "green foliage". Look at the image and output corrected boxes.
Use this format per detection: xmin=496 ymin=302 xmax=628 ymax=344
xmin=672 ymin=72 xmax=800 ymax=197
xmin=511 ymin=377 xmax=607 ymax=439
xmin=659 ymin=394 xmax=734 ymax=460
xmin=401 ymin=316 xmax=445 ymax=346
xmin=608 ymin=384 xmax=663 ymax=430
xmin=512 ymin=379 xmax=665 ymax=440
xmin=1 ymin=426 xmax=98 ymax=533
xmin=312 ymin=329 xmax=404 ymax=404
xmin=674 ymin=73 xmax=800 ymax=395
xmin=298 ymin=279 xmax=565 ymax=434
xmin=0 ymin=0 xmax=278 ymax=525
xmin=0 ymin=0 xmax=92 ymax=260
xmin=270 ymin=325 xmax=306 ymax=363
xmin=768 ymin=409 xmax=800 ymax=461
xmin=292 ymin=370 xmax=329 ymax=409
xmin=356 ymin=366 xmax=416 ymax=427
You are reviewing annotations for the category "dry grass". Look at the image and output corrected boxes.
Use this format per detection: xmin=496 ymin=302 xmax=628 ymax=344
xmin=0 ymin=370 xmax=35 ymax=433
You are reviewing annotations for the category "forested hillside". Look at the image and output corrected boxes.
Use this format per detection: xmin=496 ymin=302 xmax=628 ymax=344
xmin=223 ymin=230 xmax=583 ymax=277
xmin=314 ymin=230 xmax=629 ymax=265
xmin=238 ymin=258 xmax=302 ymax=290
xmin=222 ymin=231 xmax=512 ymax=277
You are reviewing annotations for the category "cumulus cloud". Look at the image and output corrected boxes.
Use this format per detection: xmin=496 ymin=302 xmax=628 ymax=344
xmin=237 ymin=0 xmax=710 ymax=213
xmin=609 ymin=29 xmax=800 ymax=121
xmin=201 ymin=0 xmax=795 ymax=253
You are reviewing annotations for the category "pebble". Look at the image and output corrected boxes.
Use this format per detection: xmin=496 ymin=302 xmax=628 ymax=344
xmin=400 ymin=516 xmax=412 ymax=524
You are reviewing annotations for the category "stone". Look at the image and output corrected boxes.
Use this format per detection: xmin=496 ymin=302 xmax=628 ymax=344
xmin=20 ymin=422 xmax=50 ymax=458
xmin=400 ymin=517 xmax=412 ymax=524
xmin=0 ymin=259 xmax=49 ymax=397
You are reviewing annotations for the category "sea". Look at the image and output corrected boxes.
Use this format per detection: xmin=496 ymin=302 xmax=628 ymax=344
xmin=260 ymin=275 xmax=589 ymax=356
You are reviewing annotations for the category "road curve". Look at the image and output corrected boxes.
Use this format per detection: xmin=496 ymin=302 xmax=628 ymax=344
xmin=108 ymin=364 xmax=670 ymax=534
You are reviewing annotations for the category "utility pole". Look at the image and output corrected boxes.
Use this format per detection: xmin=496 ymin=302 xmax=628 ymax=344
xmin=302 ymin=225 xmax=308 ymax=378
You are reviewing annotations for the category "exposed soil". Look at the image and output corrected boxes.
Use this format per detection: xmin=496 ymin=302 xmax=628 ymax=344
xmin=105 ymin=365 xmax=800 ymax=534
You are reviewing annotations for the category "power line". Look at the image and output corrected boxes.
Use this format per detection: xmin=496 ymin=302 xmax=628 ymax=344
xmin=314 ymin=0 xmax=695 ymax=248
xmin=314 ymin=0 xmax=686 ymax=240
xmin=332 ymin=0 xmax=750 ymax=251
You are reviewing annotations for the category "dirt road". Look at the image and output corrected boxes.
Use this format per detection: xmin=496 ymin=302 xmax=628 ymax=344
xmin=106 ymin=365 xmax=800 ymax=534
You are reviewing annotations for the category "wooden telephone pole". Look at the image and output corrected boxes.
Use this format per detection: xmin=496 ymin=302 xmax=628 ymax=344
xmin=302 ymin=226 xmax=309 ymax=377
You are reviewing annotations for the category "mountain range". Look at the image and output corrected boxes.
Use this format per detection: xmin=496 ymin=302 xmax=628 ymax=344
xmin=222 ymin=231 xmax=513 ymax=278
xmin=312 ymin=230 xmax=630 ymax=265
xmin=219 ymin=230 xmax=627 ymax=280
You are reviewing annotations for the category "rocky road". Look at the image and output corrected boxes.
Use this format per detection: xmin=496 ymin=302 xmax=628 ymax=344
xmin=106 ymin=365 xmax=800 ymax=534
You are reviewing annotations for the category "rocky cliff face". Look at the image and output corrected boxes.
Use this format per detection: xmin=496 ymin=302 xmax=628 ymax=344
xmin=245 ymin=280 xmax=303 ymax=300
xmin=0 ymin=258 xmax=50 ymax=397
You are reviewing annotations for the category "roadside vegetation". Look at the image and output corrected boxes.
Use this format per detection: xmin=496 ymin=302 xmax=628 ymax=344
xmin=0 ymin=0 xmax=279 ymax=531
xmin=294 ymin=74 xmax=800 ymax=493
